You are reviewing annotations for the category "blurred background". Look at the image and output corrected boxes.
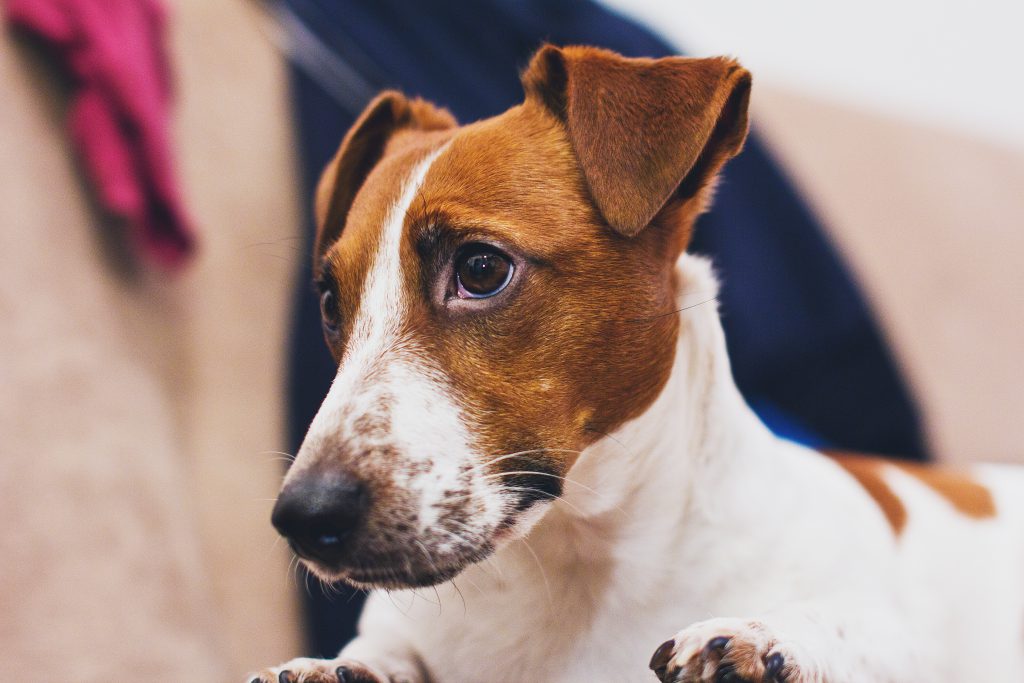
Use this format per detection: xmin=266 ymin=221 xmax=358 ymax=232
xmin=1 ymin=0 xmax=1020 ymax=680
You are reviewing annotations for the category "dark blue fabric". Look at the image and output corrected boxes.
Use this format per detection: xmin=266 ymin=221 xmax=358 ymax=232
xmin=283 ymin=0 xmax=928 ymax=657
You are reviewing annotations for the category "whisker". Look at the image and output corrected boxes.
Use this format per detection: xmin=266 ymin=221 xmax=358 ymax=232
xmin=302 ymin=565 xmax=313 ymax=599
xmin=433 ymin=526 xmax=494 ymax=587
xmin=412 ymin=540 xmax=444 ymax=616
xmin=499 ymin=485 xmax=589 ymax=517
xmin=625 ymin=295 xmax=718 ymax=323
xmin=517 ymin=535 xmax=553 ymax=606
xmin=461 ymin=448 xmax=583 ymax=479
xmin=447 ymin=520 xmax=505 ymax=579
xmin=259 ymin=450 xmax=297 ymax=462
xmin=482 ymin=470 xmax=603 ymax=496
xmin=345 ymin=586 xmax=364 ymax=605
xmin=449 ymin=579 xmax=468 ymax=615
xmin=284 ymin=554 xmax=296 ymax=591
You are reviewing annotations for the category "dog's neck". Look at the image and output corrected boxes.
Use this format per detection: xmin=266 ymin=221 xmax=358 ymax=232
xmin=516 ymin=254 xmax=777 ymax=573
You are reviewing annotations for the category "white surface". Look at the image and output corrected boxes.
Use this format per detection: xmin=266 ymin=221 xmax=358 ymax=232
xmin=600 ymin=0 xmax=1024 ymax=148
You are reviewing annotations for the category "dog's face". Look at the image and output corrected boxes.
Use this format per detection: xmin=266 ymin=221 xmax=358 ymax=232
xmin=272 ymin=46 xmax=751 ymax=588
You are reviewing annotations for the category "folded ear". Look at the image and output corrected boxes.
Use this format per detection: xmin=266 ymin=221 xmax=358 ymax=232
xmin=522 ymin=45 xmax=751 ymax=237
xmin=313 ymin=91 xmax=456 ymax=266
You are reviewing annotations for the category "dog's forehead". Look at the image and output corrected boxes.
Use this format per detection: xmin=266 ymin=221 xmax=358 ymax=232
xmin=325 ymin=103 xmax=598 ymax=287
xmin=410 ymin=104 xmax=597 ymax=250
xmin=326 ymin=130 xmax=450 ymax=278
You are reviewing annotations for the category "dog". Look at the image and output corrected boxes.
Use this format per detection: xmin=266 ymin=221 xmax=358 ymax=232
xmin=250 ymin=45 xmax=1024 ymax=683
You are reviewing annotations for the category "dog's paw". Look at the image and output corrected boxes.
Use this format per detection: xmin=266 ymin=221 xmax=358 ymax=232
xmin=649 ymin=618 xmax=812 ymax=683
xmin=248 ymin=658 xmax=388 ymax=683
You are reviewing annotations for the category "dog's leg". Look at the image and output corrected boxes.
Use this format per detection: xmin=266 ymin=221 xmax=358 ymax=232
xmin=648 ymin=598 xmax=920 ymax=683
xmin=247 ymin=636 xmax=428 ymax=683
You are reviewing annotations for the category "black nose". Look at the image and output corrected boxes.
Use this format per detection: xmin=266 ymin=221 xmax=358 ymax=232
xmin=271 ymin=471 xmax=368 ymax=566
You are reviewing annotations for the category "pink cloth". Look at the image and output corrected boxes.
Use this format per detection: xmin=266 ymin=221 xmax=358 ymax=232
xmin=7 ymin=0 xmax=195 ymax=270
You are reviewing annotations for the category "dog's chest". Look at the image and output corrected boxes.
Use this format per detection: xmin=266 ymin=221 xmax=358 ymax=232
xmin=398 ymin=537 xmax=709 ymax=683
xmin=411 ymin=584 xmax=680 ymax=683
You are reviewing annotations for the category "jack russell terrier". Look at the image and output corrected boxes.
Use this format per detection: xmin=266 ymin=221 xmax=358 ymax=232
xmin=251 ymin=45 xmax=1024 ymax=683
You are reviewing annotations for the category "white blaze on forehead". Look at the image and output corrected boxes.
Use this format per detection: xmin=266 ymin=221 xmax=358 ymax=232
xmin=300 ymin=145 xmax=447 ymax=454
xmin=341 ymin=144 xmax=448 ymax=385
xmin=292 ymin=142 xmax=507 ymax=536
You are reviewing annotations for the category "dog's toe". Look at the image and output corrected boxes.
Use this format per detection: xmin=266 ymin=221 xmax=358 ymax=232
xmin=248 ymin=658 xmax=387 ymax=683
xmin=651 ymin=618 xmax=804 ymax=683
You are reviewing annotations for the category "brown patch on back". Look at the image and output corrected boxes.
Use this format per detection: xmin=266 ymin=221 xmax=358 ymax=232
xmin=894 ymin=460 xmax=996 ymax=519
xmin=828 ymin=451 xmax=996 ymax=535
xmin=830 ymin=453 xmax=908 ymax=534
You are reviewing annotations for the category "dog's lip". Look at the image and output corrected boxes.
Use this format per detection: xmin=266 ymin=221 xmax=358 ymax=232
xmin=296 ymin=530 xmax=500 ymax=589
xmin=300 ymin=556 xmax=475 ymax=589
xmin=343 ymin=563 xmax=465 ymax=589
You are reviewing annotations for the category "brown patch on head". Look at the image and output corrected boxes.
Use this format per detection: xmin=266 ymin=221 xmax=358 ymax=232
xmin=390 ymin=46 xmax=753 ymax=487
xmin=828 ymin=451 xmax=996 ymax=535
xmin=830 ymin=452 xmax=908 ymax=534
xmin=292 ymin=45 xmax=756 ymax=583
xmin=522 ymin=44 xmax=751 ymax=238
xmin=894 ymin=460 xmax=996 ymax=519
xmin=403 ymin=103 xmax=678 ymax=481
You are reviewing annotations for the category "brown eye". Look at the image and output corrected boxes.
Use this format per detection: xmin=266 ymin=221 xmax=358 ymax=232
xmin=455 ymin=246 xmax=513 ymax=298
xmin=319 ymin=289 xmax=340 ymax=333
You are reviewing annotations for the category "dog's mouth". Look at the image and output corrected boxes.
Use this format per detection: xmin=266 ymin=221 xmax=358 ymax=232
xmin=339 ymin=563 xmax=466 ymax=589
xmin=287 ymin=465 xmax=563 ymax=590
xmin=298 ymin=535 xmax=499 ymax=590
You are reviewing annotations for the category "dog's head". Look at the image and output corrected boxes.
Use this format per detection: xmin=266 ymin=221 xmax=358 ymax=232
xmin=272 ymin=45 xmax=751 ymax=588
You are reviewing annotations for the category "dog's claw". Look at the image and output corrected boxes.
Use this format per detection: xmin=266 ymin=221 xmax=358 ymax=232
xmin=705 ymin=636 xmax=731 ymax=654
xmin=766 ymin=652 xmax=786 ymax=680
xmin=650 ymin=637 xmax=676 ymax=674
xmin=713 ymin=662 xmax=740 ymax=682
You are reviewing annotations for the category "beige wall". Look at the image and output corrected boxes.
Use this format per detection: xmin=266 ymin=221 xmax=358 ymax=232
xmin=0 ymin=0 xmax=302 ymax=679
xmin=754 ymin=88 xmax=1024 ymax=465
xmin=170 ymin=0 xmax=304 ymax=675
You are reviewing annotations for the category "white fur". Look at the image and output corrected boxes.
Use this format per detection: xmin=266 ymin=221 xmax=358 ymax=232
xmin=287 ymin=144 xmax=506 ymax=547
xmin=265 ymin=248 xmax=1024 ymax=682
xmin=293 ymin=254 xmax=1022 ymax=683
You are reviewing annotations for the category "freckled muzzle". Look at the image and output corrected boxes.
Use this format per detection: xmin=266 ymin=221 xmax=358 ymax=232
xmin=270 ymin=460 xmax=504 ymax=589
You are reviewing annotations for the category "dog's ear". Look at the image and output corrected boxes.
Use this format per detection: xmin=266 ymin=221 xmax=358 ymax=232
xmin=313 ymin=91 xmax=456 ymax=267
xmin=522 ymin=45 xmax=751 ymax=238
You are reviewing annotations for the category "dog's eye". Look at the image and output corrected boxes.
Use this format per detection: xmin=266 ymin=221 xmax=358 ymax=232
xmin=455 ymin=246 xmax=513 ymax=298
xmin=319 ymin=289 xmax=340 ymax=333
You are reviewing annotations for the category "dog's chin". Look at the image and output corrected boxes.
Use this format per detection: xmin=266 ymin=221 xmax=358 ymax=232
xmin=339 ymin=563 xmax=466 ymax=590
xmin=300 ymin=546 xmax=494 ymax=590
xmin=298 ymin=503 xmax=554 ymax=590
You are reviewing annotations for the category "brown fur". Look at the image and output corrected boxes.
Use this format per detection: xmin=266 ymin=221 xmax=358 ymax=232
xmin=830 ymin=451 xmax=995 ymax=535
xmin=521 ymin=45 xmax=751 ymax=237
xmin=895 ymin=460 xmax=997 ymax=519
xmin=314 ymin=91 xmax=456 ymax=272
xmin=831 ymin=453 xmax=909 ymax=534
xmin=318 ymin=108 xmax=455 ymax=361
xmin=312 ymin=47 xmax=753 ymax=493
